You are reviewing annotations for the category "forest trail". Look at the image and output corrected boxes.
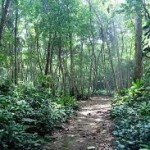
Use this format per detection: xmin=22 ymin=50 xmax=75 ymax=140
xmin=47 ymin=97 xmax=114 ymax=150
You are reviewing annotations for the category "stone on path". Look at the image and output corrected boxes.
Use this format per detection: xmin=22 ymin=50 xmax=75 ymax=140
xmin=87 ymin=146 xmax=96 ymax=150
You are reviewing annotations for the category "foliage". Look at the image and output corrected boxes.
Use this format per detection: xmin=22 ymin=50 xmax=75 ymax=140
xmin=0 ymin=0 xmax=150 ymax=148
xmin=0 ymin=0 xmax=138 ymax=97
xmin=57 ymin=95 xmax=78 ymax=108
xmin=111 ymin=80 xmax=150 ymax=150
xmin=143 ymin=20 xmax=150 ymax=58
xmin=0 ymin=84 xmax=77 ymax=149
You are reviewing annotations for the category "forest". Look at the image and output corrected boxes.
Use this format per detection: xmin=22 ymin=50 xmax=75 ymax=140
xmin=0 ymin=0 xmax=150 ymax=149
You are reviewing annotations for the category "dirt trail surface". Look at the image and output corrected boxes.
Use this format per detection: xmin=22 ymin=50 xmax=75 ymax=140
xmin=46 ymin=96 xmax=114 ymax=150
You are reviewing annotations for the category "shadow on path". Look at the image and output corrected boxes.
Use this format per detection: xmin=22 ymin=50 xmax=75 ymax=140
xmin=46 ymin=96 xmax=114 ymax=150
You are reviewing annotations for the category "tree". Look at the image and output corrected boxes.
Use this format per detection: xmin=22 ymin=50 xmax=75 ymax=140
xmin=121 ymin=0 xmax=144 ymax=81
xmin=133 ymin=15 xmax=143 ymax=81
xmin=0 ymin=0 xmax=11 ymax=45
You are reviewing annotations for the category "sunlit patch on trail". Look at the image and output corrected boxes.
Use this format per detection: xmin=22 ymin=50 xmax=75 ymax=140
xmin=46 ymin=97 xmax=114 ymax=150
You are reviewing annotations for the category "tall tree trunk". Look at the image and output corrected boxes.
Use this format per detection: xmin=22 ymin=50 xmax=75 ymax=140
xmin=45 ymin=35 xmax=51 ymax=75
xmin=79 ymin=40 xmax=84 ymax=97
xmin=133 ymin=15 xmax=143 ymax=81
xmin=87 ymin=0 xmax=95 ymax=97
xmin=0 ymin=0 xmax=11 ymax=45
xmin=14 ymin=0 xmax=18 ymax=85
xmin=112 ymin=22 xmax=123 ymax=89
xmin=35 ymin=28 xmax=43 ymax=74
xmin=107 ymin=43 xmax=118 ymax=91
xmin=69 ymin=32 xmax=75 ymax=96
xmin=58 ymin=35 xmax=66 ymax=95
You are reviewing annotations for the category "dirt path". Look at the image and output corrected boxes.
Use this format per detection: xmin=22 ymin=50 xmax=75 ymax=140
xmin=46 ymin=96 xmax=114 ymax=150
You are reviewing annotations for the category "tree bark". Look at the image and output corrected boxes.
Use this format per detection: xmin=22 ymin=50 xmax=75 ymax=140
xmin=107 ymin=43 xmax=118 ymax=91
xmin=0 ymin=0 xmax=11 ymax=45
xmin=133 ymin=15 xmax=143 ymax=81
xmin=45 ymin=35 xmax=51 ymax=75
xmin=69 ymin=32 xmax=75 ymax=96
xmin=14 ymin=0 xmax=18 ymax=85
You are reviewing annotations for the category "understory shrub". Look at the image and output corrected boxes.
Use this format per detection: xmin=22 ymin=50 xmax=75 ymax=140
xmin=111 ymin=80 xmax=150 ymax=150
xmin=0 ymin=84 xmax=77 ymax=149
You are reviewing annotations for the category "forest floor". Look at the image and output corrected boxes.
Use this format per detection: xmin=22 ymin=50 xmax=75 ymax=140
xmin=46 ymin=96 xmax=114 ymax=150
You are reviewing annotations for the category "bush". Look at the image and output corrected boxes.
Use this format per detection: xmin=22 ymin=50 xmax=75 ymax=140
xmin=57 ymin=95 xmax=78 ymax=108
xmin=111 ymin=80 xmax=150 ymax=150
xmin=0 ymin=84 xmax=77 ymax=149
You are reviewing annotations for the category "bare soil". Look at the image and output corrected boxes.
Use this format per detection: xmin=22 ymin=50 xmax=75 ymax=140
xmin=46 ymin=96 xmax=114 ymax=150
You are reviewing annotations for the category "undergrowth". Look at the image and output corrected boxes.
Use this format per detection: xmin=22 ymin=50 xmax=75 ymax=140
xmin=0 ymin=83 xmax=78 ymax=150
xmin=111 ymin=80 xmax=150 ymax=150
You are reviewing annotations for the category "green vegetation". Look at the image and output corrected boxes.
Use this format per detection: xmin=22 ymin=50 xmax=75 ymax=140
xmin=112 ymin=80 xmax=150 ymax=149
xmin=0 ymin=0 xmax=150 ymax=149
xmin=0 ymin=84 xmax=77 ymax=149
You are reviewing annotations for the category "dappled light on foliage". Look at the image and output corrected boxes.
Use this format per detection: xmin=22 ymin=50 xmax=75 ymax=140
xmin=0 ymin=0 xmax=150 ymax=149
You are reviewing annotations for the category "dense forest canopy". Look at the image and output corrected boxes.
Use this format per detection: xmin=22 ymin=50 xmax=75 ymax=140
xmin=0 ymin=0 xmax=149 ymax=97
xmin=0 ymin=0 xmax=150 ymax=149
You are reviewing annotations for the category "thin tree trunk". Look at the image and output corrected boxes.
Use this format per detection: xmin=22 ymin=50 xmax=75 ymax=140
xmin=107 ymin=43 xmax=118 ymax=91
xmin=45 ymin=35 xmax=51 ymax=75
xmin=80 ymin=40 xmax=84 ymax=97
xmin=35 ymin=29 xmax=43 ymax=74
xmin=58 ymin=35 xmax=65 ymax=95
xmin=87 ymin=0 xmax=95 ymax=97
xmin=69 ymin=32 xmax=75 ymax=96
xmin=14 ymin=0 xmax=18 ymax=85
xmin=112 ymin=22 xmax=123 ymax=89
